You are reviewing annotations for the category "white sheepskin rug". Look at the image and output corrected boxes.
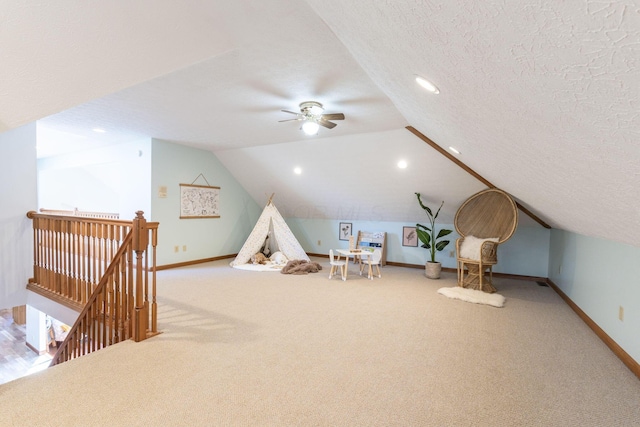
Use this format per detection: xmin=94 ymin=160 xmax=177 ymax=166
xmin=437 ymin=286 xmax=505 ymax=308
xmin=232 ymin=262 xmax=284 ymax=272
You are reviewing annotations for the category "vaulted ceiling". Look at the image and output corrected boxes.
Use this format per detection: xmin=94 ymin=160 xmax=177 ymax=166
xmin=3 ymin=1 xmax=639 ymax=246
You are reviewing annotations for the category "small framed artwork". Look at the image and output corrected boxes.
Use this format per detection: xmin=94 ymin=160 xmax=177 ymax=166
xmin=339 ymin=222 xmax=352 ymax=241
xmin=402 ymin=226 xmax=418 ymax=247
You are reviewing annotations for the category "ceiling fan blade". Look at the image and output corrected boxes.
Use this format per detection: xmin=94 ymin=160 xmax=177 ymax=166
xmin=321 ymin=113 xmax=345 ymax=121
xmin=278 ymin=118 xmax=302 ymax=123
xmin=281 ymin=110 xmax=301 ymax=116
xmin=318 ymin=119 xmax=337 ymax=129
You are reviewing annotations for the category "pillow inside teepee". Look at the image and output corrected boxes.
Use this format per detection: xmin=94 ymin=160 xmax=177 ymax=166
xmin=459 ymin=235 xmax=499 ymax=261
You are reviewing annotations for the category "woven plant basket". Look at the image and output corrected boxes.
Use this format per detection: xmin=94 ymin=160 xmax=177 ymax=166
xmin=425 ymin=262 xmax=442 ymax=279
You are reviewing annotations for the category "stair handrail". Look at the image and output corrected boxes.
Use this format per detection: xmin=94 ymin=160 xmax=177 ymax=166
xmin=25 ymin=210 xmax=159 ymax=366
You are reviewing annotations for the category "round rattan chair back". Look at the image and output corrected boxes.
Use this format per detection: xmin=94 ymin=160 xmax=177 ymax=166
xmin=454 ymin=188 xmax=519 ymax=244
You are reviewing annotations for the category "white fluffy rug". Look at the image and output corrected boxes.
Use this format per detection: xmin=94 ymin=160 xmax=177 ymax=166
xmin=232 ymin=262 xmax=284 ymax=272
xmin=437 ymin=286 xmax=505 ymax=308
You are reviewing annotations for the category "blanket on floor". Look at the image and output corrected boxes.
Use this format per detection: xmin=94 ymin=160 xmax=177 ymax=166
xmin=281 ymin=260 xmax=323 ymax=275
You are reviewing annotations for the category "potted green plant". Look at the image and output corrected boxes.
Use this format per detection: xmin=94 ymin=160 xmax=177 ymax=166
xmin=415 ymin=192 xmax=453 ymax=279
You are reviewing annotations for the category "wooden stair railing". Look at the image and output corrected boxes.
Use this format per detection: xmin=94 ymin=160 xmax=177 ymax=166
xmin=39 ymin=207 xmax=120 ymax=220
xmin=25 ymin=210 xmax=159 ymax=366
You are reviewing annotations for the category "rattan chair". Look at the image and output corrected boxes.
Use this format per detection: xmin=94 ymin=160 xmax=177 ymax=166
xmin=455 ymin=188 xmax=518 ymax=293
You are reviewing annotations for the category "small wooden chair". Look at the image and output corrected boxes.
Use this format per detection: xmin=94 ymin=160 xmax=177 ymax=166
xmin=329 ymin=249 xmax=346 ymax=281
xmin=455 ymin=188 xmax=518 ymax=293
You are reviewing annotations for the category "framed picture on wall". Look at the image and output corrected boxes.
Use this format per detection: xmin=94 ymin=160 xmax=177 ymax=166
xmin=179 ymin=184 xmax=220 ymax=219
xmin=402 ymin=226 xmax=418 ymax=247
xmin=339 ymin=222 xmax=352 ymax=241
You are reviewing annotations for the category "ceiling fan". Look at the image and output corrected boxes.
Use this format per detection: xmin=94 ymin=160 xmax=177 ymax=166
xmin=279 ymin=101 xmax=345 ymax=134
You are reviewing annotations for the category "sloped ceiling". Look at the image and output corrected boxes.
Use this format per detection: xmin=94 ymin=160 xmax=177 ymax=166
xmin=2 ymin=1 xmax=639 ymax=245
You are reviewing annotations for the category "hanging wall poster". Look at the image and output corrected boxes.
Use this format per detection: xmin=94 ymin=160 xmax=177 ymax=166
xmin=179 ymin=184 xmax=220 ymax=219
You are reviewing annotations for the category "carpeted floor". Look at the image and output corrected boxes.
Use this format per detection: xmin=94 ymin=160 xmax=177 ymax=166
xmin=2 ymin=258 xmax=640 ymax=426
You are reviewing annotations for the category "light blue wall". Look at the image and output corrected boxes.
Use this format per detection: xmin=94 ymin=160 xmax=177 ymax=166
xmin=288 ymin=218 xmax=550 ymax=277
xmin=150 ymin=139 xmax=261 ymax=266
xmin=549 ymin=229 xmax=640 ymax=365
xmin=499 ymin=225 xmax=550 ymax=277
xmin=0 ymin=124 xmax=38 ymax=309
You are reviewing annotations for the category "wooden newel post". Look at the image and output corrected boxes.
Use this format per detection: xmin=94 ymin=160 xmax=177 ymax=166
xmin=132 ymin=211 xmax=149 ymax=342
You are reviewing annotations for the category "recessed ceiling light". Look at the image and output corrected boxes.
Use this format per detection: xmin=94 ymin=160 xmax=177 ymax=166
xmin=293 ymin=167 xmax=302 ymax=175
xmin=397 ymin=160 xmax=408 ymax=169
xmin=449 ymin=146 xmax=460 ymax=154
xmin=415 ymin=76 xmax=440 ymax=94
xmin=92 ymin=128 xmax=106 ymax=133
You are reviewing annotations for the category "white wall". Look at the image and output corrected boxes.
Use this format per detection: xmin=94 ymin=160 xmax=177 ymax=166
xmin=33 ymin=136 xmax=261 ymax=268
xmin=288 ymin=218 xmax=550 ymax=277
xmin=27 ymin=291 xmax=79 ymax=327
xmin=150 ymin=139 xmax=261 ymax=266
xmin=26 ymin=305 xmax=47 ymax=354
xmin=0 ymin=124 xmax=37 ymax=310
xmin=548 ymin=229 xmax=640 ymax=365
xmin=37 ymin=138 xmax=152 ymax=219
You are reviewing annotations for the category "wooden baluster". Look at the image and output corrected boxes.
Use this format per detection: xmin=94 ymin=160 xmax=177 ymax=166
xmin=40 ymin=218 xmax=46 ymax=284
xmin=77 ymin=318 xmax=83 ymax=357
xmin=88 ymin=222 xmax=94 ymax=291
xmin=80 ymin=222 xmax=86 ymax=302
xmin=50 ymin=220 xmax=55 ymax=292
xmin=77 ymin=222 xmax=83 ymax=303
xmin=51 ymin=219 xmax=56 ymax=291
xmin=72 ymin=221 xmax=78 ymax=302
xmin=83 ymin=222 xmax=90 ymax=303
xmin=107 ymin=274 xmax=114 ymax=345
xmin=65 ymin=220 xmax=70 ymax=298
xmin=99 ymin=288 xmax=105 ymax=351
xmin=84 ymin=315 xmax=89 ymax=356
xmin=54 ymin=219 xmax=60 ymax=294
xmin=144 ymin=236 xmax=149 ymax=334
xmin=122 ymin=247 xmax=128 ymax=339
xmin=76 ymin=220 xmax=82 ymax=303
xmin=98 ymin=224 xmax=103 ymax=287
xmin=44 ymin=219 xmax=49 ymax=291
xmin=115 ymin=256 xmax=120 ymax=342
xmin=66 ymin=220 xmax=72 ymax=300
xmin=32 ymin=216 xmax=38 ymax=284
xmin=151 ymin=227 xmax=158 ymax=333
xmin=93 ymin=222 xmax=99 ymax=290
xmin=60 ymin=221 xmax=65 ymax=295
xmin=91 ymin=295 xmax=97 ymax=352
xmin=44 ymin=219 xmax=50 ymax=290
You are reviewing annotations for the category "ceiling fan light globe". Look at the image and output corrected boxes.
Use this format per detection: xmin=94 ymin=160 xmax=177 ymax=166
xmin=308 ymin=105 xmax=324 ymax=115
xmin=302 ymin=121 xmax=320 ymax=135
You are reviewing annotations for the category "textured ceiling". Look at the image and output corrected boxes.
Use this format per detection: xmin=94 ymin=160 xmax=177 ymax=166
xmin=3 ymin=1 xmax=640 ymax=245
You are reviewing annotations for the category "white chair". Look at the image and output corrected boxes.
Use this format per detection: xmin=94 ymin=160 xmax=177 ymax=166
xmin=329 ymin=249 xmax=346 ymax=281
xmin=360 ymin=249 xmax=382 ymax=280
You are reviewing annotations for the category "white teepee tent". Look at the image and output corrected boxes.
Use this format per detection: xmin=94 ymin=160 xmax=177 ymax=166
xmin=230 ymin=197 xmax=309 ymax=267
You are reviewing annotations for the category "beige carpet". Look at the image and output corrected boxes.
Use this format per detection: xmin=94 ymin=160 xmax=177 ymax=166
xmin=2 ymin=258 xmax=640 ymax=426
